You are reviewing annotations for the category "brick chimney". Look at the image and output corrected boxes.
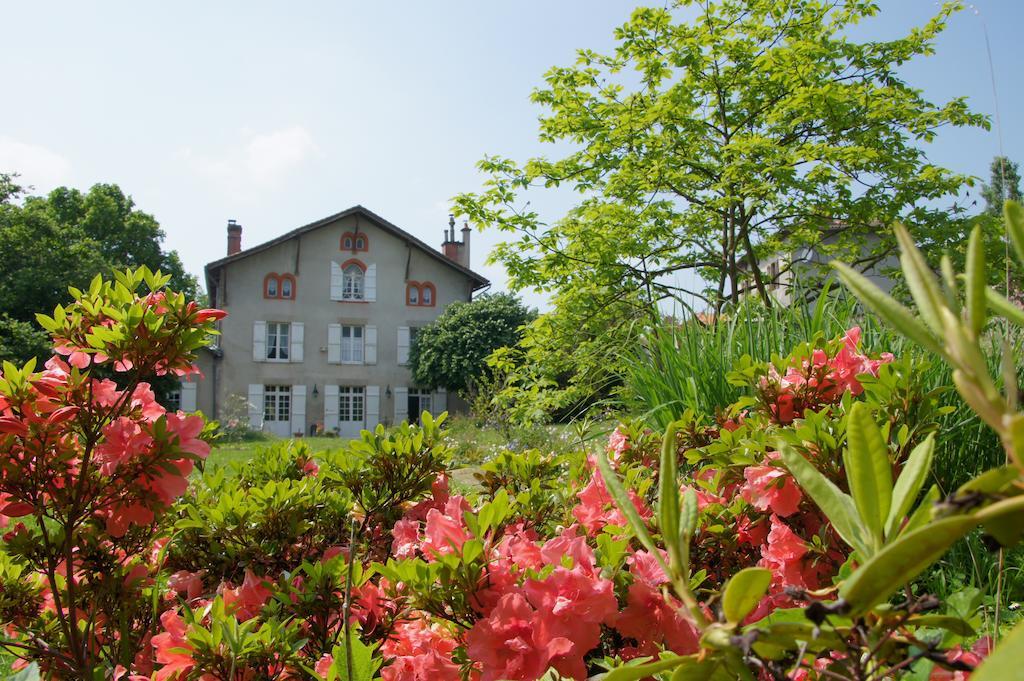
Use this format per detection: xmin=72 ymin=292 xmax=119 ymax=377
xmin=227 ymin=219 xmax=242 ymax=256
xmin=441 ymin=215 xmax=471 ymax=268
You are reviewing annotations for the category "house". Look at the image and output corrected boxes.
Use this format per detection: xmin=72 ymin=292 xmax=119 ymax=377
xmin=177 ymin=206 xmax=489 ymax=437
xmin=750 ymin=223 xmax=898 ymax=306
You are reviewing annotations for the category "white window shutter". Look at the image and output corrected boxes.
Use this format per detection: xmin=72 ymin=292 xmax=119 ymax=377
xmin=327 ymin=324 xmax=341 ymax=364
xmin=397 ymin=326 xmax=410 ymax=365
xmin=323 ymin=384 xmax=339 ymax=433
xmin=433 ymin=387 xmax=447 ymax=414
xmin=247 ymin=384 xmax=264 ymax=430
xmin=330 ymin=261 xmax=344 ymax=301
xmin=365 ymin=263 xmax=377 ymax=301
xmin=393 ymin=386 xmax=408 ymax=424
xmin=290 ymin=322 xmax=304 ymax=363
xmin=366 ymin=385 xmax=380 ymax=430
xmin=253 ymin=321 xmax=267 ymax=361
xmin=180 ymin=381 xmax=198 ymax=412
xmin=291 ymin=385 xmax=306 ymax=436
xmin=364 ymin=325 xmax=377 ymax=365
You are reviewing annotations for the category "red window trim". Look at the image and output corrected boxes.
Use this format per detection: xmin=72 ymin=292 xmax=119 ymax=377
xmin=340 ymin=258 xmax=367 ymax=272
xmin=406 ymin=281 xmax=436 ymax=307
xmin=263 ymin=273 xmax=297 ymax=300
xmin=340 ymin=231 xmax=369 ymax=253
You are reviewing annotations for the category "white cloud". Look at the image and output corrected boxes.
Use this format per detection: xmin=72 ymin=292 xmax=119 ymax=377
xmin=0 ymin=137 xmax=72 ymax=192
xmin=179 ymin=126 xmax=319 ymax=198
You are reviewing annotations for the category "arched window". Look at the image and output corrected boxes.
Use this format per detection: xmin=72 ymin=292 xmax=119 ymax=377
xmin=343 ymin=263 xmax=365 ymax=300
xmin=280 ymin=275 xmax=295 ymax=299
xmin=421 ymin=283 xmax=434 ymax=306
xmin=341 ymin=232 xmax=369 ymax=252
xmin=407 ymin=282 xmax=420 ymax=305
xmin=265 ymin=274 xmax=279 ymax=298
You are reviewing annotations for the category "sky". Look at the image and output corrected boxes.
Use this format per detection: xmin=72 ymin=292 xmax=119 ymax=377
xmin=1 ymin=1 xmax=1022 ymax=311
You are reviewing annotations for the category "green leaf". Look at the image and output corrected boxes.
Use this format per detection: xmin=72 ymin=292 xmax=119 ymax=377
xmin=905 ymin=614 xmax=975 ymax=637
xmin=966 ymin=224 xmax=987 ymax=336
xmin=885 ymin=435 xmax=935 ymax=538
xmin=984 ymin=287 xmax=1024 ymax=328
xmin=832 ymin=262 xmax=942 ymax=356
xmin=659 ymin=422 xmax=682 ymax=573
xmin=839 ymin=515 xmax=976 ymax=616
xmin=894 ymin=223 xmax=945 ymax=335
xmin=329 ymin=633 xmax=381 ymax=681
xmin=721 ymin=567 xmax=772 ymax=624
xmin=599 ymin=654 xmax=691 ymax=681
xmin=844 ymin=402 xmax=893 ymax=546
xmin=1004 ymin=200 xmax=1024 ymax=270
xmin=779 ymin=443 xmax=870 ymax=557
xmin=971 ymin=617 xmax=1024 ymax=681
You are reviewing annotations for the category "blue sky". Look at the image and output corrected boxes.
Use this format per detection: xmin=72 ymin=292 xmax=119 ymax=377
xmin=1 ymin=1 xmax=1021 ymax=310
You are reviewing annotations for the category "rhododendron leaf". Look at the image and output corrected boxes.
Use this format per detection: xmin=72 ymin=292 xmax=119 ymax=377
xmin=672 ymin=652 xmax=753 ymax=681
xmin=599 ymin=654 xmax=691 ymax=681
xmin=957 ymin=465 xmax=1019 ymax=495
xmin=839 ymin=515 xmax=976 ymax=615
xmin=901 ymin=485 xmax=940 ymax=535
xmin=986 ymin=287 xmax=1024 ymax=328
xmin=832 ymin=262 xmax=942 ymax=357
xmin=659 ymin=422 xmax=682 ymax=571
xmin=722 ymin=567 xmax=772 ymax=624
xmin=965 ymin=224 xmax=987 ymax=336
xmin=894 ymin=223 xmax=945 ymax=335
xmin=905 ymin=614 xmax=975 ymax=636
xmin=971 ymin=616 xmax=1024 ymax=681
xmin=844 ymin=402 xmax=892 ymax=547
xmin=328 ymin=633 xmax=380 ymax=681
xmin=779 ymin=443 xmax=869 ymax=557
xmin=884 ymin=434 xmax=934 ymax=539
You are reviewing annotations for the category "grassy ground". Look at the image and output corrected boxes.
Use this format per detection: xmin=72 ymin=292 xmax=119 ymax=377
xmin=206 ymin=436 xmax=348 ymax=471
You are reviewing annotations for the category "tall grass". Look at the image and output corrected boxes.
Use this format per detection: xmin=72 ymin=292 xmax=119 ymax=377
xmin=619 ymin=291 xmax=1020 ymax=600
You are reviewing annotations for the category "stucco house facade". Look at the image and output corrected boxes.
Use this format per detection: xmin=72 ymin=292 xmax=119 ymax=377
xmin=178 ymin=206 xmax=488 ymax=437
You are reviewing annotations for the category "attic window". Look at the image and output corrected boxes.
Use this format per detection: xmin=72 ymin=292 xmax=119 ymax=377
xmin=341 ymin=232 xmax=369 ymax=252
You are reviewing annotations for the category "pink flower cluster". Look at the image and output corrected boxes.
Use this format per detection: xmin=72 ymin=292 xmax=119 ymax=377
xmin=382 ymin=474 xmax=700 ymax=680
xmin=760 ymin=327 xmax=892 ymax=424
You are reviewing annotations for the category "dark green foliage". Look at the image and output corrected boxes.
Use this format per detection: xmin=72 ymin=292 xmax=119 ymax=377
xmin=0 ymin=178 xmax=199 ymax=365
xmin=409 ymin=293 xmax=534 ymax=394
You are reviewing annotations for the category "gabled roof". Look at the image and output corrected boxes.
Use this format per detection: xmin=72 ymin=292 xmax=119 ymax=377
xmin=204 ymin=205 xmax=489 ymax=290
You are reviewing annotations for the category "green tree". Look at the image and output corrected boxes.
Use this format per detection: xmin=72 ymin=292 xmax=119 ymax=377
xmin=982 ymin=156 xmax=1022 ymax=216
xmin=454 ymin=0 xmax=986 ymax=419
xmin=409 ymin=293 xmax=535 ymax=396
xmin=0 ymin=177 xmax=199 ymax=364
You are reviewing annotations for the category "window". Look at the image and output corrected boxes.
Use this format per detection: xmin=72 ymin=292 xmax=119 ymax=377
xmin=343 ymin=264 xmax=364 ymax=300
xmin=266 ymin=322 xmax=290 ymax=361
xmin=339 ymin=386 xmax=365 ymax=422
xmin=408 ymin=388 xmax=432 ymax=423
xmin=341 ymin=325 xmax=364 ymax=363
xmin=264 ymin=385 xmax=291 ymax=422
xmin=341 ymin=232 xmax=369 ymax=252
xmin=406 ymin=282 xmax=435 ymax=307
xmin=166 ymin=388 xmax=181 ymax=411
xmin=264 ymin=273 xmax=296 ymax=300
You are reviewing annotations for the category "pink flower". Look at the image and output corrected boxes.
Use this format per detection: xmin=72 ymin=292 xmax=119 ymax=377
xmin=540 ymin=526 xmax=596 ymax=574
xmin=572 ymin=470 xmax=651 ymax=535
xmin=152 ymin=610 xmax=195 ymax=681
xmin=607 ymin=426 xmax=629 ymax=461
xmin=759 ymin=515 xmax=809 ymax=589
xmin=392 ymin=518 xmax=421 ymax=559
xmin=627 ymin=549 xmax=669 ymax=588
xmin=421 ymin=508 xmax=471 ymax=558
xmin=930 ymin=636 xmax=991 ymax=680
xmin=381 ymin=618 xmax=460 ymax=681
xmin=740 ymin=464 xmax=803 ymax=517
xmin=221 ymin=570 xmax=273 ymax=621
xmin=466 ymin=592 xmax=573 ymax=681
xmin=616 ymin=581 xmax=700 ymax=656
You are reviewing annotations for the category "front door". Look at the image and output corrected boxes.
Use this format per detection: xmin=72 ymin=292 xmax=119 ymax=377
xmin=264 ymin=385 xmax=292 ymax=438
xmin=338 ymin=386 xmax=365 ymax=440
xmin=407 ymin=389 xmax=433 ymax=425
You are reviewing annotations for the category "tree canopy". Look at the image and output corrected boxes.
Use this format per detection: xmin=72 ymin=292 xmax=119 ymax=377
xmin=454 ymin=0 xmax=986 ymax=421
xmin=409 ymin=293 xmax=535 ymax=396
xmin=0 ymin=174 xmax=198 ymax=363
